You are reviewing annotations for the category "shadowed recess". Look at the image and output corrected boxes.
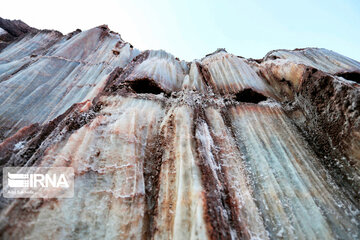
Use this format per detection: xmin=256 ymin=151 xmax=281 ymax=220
xmin=128 ymin=79 xmax=166 ymax=95
xmin=235 ymin=88 xmax=268 ymax=103
xmin=336 ymin=71 xmax=360 ymax=84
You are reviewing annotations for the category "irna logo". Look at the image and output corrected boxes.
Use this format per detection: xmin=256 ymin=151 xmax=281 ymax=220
xmin=7 ymin=172 xmax=70 ymax=188
xmin=3 ymin=167 xmax=74 ymax=198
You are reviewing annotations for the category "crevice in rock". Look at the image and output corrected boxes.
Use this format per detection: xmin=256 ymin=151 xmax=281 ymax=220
xmin=268 ymin=55 xmax=279 ymax=60
xmin=279 ymin=78 xmax=293 ymax=88
xmin=196 ymin=62 xmax=211 ymax=87
xmin=335 ymin=71 xmax=360 ymax=84
xmin=235 ymin=89 xmax=268 ymax=104
xmin=248 ymin=58 xmax=263 ymax=64
xmin=193 ymin=109 xmax=235 ymax=240
xmin=128 ymin=79 xmax=167 ymax=95
xmin=202 ymin=110 xmax=253 ymax=239
xmin=103 ymin=67 xmax=124 ymax=93
xmin=142 ymin=116 xmax=167 ymax=239
xmin=112 ymin=50 xmax=120 ymax=56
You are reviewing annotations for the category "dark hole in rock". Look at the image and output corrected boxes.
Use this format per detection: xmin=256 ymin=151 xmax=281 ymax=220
xmin=254 ymin=58 xmax=262 ymax=63
xmin=280 ymin=78 xmax=292 ymax=88
xmin=112 ymin=50 xmax=120 ymax=56
xmin=100 ymin=25 xmax=109 ymax=31
xmin=336 ymin=71 xmax=360 ymax=84
xmin=128 ymin=79 xmax=166 ymax=95
xmin=269 ymin=55 xmax=279 ymax=60
xmin=235 ymin=89 xmax=268 ymax=104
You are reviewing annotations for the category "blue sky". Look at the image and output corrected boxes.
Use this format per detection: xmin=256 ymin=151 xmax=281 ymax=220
xmin=1 ymin=0 xmax=359 ymax=61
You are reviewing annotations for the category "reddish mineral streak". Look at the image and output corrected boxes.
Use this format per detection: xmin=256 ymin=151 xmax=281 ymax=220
xmin=0 ymin=18 xmax=359 ymax=239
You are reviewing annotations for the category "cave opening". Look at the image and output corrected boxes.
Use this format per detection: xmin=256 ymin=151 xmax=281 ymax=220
xmin=235 ymin=89 xmax=268 ymax=104
xmin=128 ymin=79 xmax=166 ymax=95
xmin=336 ymin=71 xmax=360 ymax=84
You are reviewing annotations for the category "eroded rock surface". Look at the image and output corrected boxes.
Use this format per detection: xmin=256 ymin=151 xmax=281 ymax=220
xmin=0 ymin=19 xmax=359 ymax=239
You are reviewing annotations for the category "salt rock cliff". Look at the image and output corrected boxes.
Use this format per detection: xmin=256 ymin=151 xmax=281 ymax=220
xmin=0 ymin=18 xmax=359 ymax=239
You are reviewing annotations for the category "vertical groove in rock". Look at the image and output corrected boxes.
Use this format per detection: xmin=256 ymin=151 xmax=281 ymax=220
xmin=228 ymin=104 xmax=358 ymax=239
xmin=205 ymin=107 xmax=269 ymax=239
xmin=153 ymin=105 xmax=210 ymax=240
xmin=193 ymin=108 xmax=234 ymax=240
xmin=142 ymin=106 xmax=167 ymax=240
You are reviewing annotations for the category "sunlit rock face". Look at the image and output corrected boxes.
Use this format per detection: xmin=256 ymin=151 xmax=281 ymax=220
xmin=0 ymin=23 xmax=139 ymax=140
xmin=0 ymin=19 xmax=359 ymax=240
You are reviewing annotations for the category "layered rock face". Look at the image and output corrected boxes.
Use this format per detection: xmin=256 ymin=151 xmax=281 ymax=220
xmin=0 ymin=19 xmax=359 ymax=239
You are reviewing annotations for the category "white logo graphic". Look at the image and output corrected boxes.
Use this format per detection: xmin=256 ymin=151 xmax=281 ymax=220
xmin=7 ymin=173 xmax=29 ymax=188
xmin=8 ymin=172 xmax=69 ymax=188
xmin=3 ymin=167 xmax=74 ymax=198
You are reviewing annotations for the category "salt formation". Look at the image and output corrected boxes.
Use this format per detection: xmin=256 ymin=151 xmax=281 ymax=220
xmin=0 ymin=18 xmax=359 ymax=239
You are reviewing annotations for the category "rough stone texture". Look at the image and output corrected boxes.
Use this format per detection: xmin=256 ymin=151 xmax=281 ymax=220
xmin=0 ymin=17 xmax=38 ymax=51
xmin=0 ymin=19 xmax=359 ymax=239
